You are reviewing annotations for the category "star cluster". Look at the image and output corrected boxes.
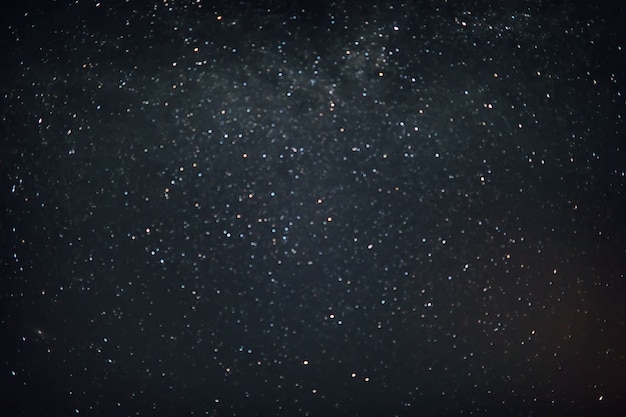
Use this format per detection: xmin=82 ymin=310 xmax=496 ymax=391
xmin=2 ymin=1 xmax=625 ymax=416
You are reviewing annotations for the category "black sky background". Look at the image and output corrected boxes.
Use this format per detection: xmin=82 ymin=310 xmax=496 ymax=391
xmin=1 ymin=1 xmax=625 ymax=416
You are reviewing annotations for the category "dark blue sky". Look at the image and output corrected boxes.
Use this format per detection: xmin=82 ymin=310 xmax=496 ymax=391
xmin=1 ymin=1 xmax=625 ymax=416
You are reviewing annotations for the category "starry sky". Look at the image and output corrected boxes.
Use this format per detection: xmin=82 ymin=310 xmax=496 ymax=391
xmin=1 ymin=1 xmax=625 ymax=416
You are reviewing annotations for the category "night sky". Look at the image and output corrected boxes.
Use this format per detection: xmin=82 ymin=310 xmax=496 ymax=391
xmin=1 ymin=1 xmax=625 ymax=416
